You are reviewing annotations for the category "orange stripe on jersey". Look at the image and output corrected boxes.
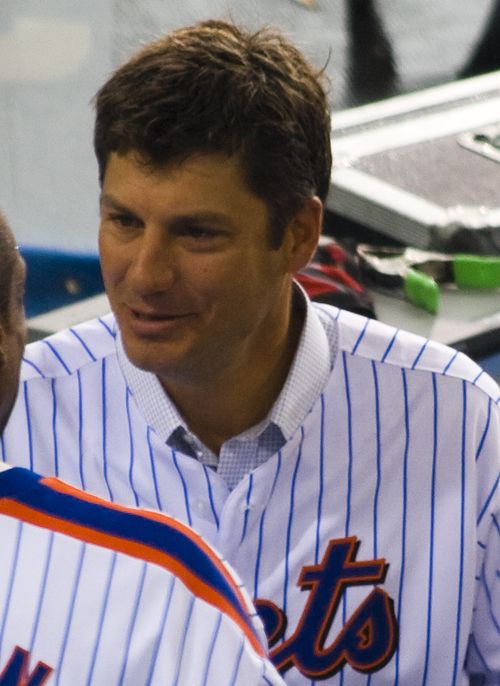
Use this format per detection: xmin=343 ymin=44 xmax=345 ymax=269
xmin=0 ymin=496 xmax=265 ymax=657
xmin=42 ymin=476 xmax=245 ymax=607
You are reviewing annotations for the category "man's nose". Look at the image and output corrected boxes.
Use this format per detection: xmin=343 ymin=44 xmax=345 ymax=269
xmin=127 ymin=230 xmax=175 ymax=295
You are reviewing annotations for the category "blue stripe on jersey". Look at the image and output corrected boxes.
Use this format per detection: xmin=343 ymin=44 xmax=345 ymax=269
xmin=172 ymin=450 xmax=193 ymax=526
xmin=412 ymin=340 xmax=429 ymax=370
xmin=101 ymin=358 xmax=114 ymax=502
xmin=351 ymin=317 xmax=369 ymax=354
xmin=283 ymin=428 xmax=304 ymax=616
xmin=381 ymin=328 xmax=399 ymax=363
xmin=476 ymin=399 xmax=492 ymax=463
xmin=395 ymin=369 xmax=410 ymax=686
xmin=55 ymin=543 xmax=86 ymax=685
xmin=77 ymin=370 xmax=85 ymax=490
xmin=202 ymin=465 xmax=220 ymax=530
xmin=229 ymin=636 xmax=246 ymax=686
xmin=22 ymin=356 xmax=46 ymax=378
xmin=473 ymin=369 xmax=484 ymax=385
xmin=342 ymin=353 xmax=353 ymax=538
xmin=315 ymin=394 xmax=326 ymax=564
xmin=481 ymin=563 xmax=500 ymax=633
xmin=478 ymin=475 xmax=500 ymax=526
xmin=147 ymin=427 xmax=163 ymax=511
xmin=0 ymin=521 xmax=23 ymax=662
xmin=0 ymin=468 xmax=252 ymax=627
xmin=145 ymin=576 xmax=176 ymax=686
xmin=201 ymin=612 xmax=223 ymax=686
xmin=69 ymin=327 xmax=97 ymax=362
xmin=253 ymin=454 xmax=282 ymax=598
xmin=469 ymin=633 xmax=490 ymax=673
xmin=98 ymin=317 xmax=116 ymax=338
xmin=421 ymin=374 xmax=439 ymax=686
xmin=240 ymin=473 xmax=254 ymax=544
xmin=29 ymin=532 xmax=54 ymax=653
xmin=172 ymin=594 xmax=196 ymax=685
xmin=126 ymin=388 xmax=140 ymax=507
xmin=85 ymin=552 xmax=118 ymax=686
xmin=451 ymin=382 xmax=468 ymax=686
xmin=23 ymin=381 xmax=34 ymax=471
xmin=51 ymin=379 xmax=59 ymax=475
xmin=371 ymin=362 xmax=382 ymax=559
xmin=43 ymin=340 xmax=71 ymax=374
xmin=442 ymin=350 xmax=459 ymax=375
xmin=118 ymin=562 xmax=148 ymax=686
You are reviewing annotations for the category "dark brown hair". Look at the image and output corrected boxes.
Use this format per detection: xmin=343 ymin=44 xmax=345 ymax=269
xmin=0 ymin=212 xmax=17 ymax=326
xmin=94 ymin=20 xmax=332 ymax=247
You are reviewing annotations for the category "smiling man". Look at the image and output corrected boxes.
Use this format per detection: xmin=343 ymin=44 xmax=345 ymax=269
xmin=3 ymin=20 xmax=500 ymax=685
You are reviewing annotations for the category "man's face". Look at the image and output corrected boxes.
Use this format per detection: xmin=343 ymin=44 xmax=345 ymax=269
xmin=99 ymin=151 xmax=310 ymax=389
xmin=0 ymin=252 xmax=26 ymax=433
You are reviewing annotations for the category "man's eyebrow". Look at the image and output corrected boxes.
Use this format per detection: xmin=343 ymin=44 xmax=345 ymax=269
xmin=99 ymin=194 xmax=131 ymax=212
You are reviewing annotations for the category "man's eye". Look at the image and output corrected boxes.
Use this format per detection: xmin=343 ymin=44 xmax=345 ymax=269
xmin=182 ymin=226 xmax=217 ymax=239
xmin=109 ymin=213 xmax=139 ymax=228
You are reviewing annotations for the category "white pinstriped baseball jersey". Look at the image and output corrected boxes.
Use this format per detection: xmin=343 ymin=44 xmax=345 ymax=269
xmin=0 ymin=465 xmax=284 ymax=686
xmin=2 ymin=304 xmax=500 ymax=685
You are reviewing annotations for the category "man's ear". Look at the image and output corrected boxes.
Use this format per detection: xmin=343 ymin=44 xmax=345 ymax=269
xmin=283 ymin=196 xmax=323 ymax=274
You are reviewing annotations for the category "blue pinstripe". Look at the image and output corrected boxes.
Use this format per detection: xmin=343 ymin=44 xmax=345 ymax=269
xmin=469 ymin=633 xmax=490 ymax=673
xmin=55 ymin=543 xmax=86 ymax=685
xmin=172 ymin=594 xmax=196 ymax=685
xmin=117 ymin=562 xmax=148 ymax=686
xmin=351 ymin=318 xmax=369 ymax=354
xmin=22 ymin=356 xmax=46 ymax=378
xmin=481 ymin=563 xmax=500 ymax=634
xmin=144 ymin=576 xmax=175 ymax=686
xmin=451 ymin=382 xmax=468 ymax=686
xmin=394 ymin=369 xmax=410 ymax=686
xmin=85 ymin=552 xmax=118 ymax=686
xmin=0 ymin=435 xmax=4 ymax=462
xmin=412 ymin=340 xmax=429 ymax=370
xmin=0 ymin=521 xmax=23 ymax=661
xmin=172 ymin=451 xmax=192 ymax=526
xmin=240 ymin=473 xmax=254 ymax=544
xmin=283 ymin=429 xmax=304 ymax=616
xmin=43 ymin=340 xmax=71 ymax=374
xmin=478 ymin=476 xmax=500 ymax=526
xmin=371 ymin=362 xmax=382 ymax=559
xmin=421 ymin=374 xmax=439 ymax=686
xmin=229 ymin=636 xmax=246 ymax=686
xmin=98 ymin=317 xmax=116 ymax=338
xmin=201 ymin=612 xmax=223 ymax=686
xmin=476 ymin=399 xmax=492 ymax=463
xmin=253 ymin=453 xmax=282 ymax=598
xmin=101 ymin=358 xmax=113 ymax=502
xmin=147 ymin=427 xmax=163 ymax=511
xmin=126 ymin=388 xmax=140 ymax=507
xmin=314 ymin=394 xmax=326 ymax=566
xmin=77 ymin=370 xmax=85 ymax=489
xmin=70 ymin=328 xmax=97 ymax=362
xmin=473 ymin=370 xmax=485 ymax=385
xmin=29 ymin=532 xmax=54 ymax=653
xmin=442 ymin=350 xmax=459 ymax=375
xmin=381 ymin=328 xmax=399 ymax=362
xmin=51 ymin=379 xmax=59 ymax=475
xmin=23 ymin=381 xmax=33 ymax=471
xmin=202 ymin=465 xmax=220 ymax=530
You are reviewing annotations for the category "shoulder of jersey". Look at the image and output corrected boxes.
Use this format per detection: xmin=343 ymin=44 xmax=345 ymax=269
xmin=0 ymin=465 xmax=265 ymax=656
xmin=314 ymin=303 xmax=500 ymax=402
xmin=21 ymin=313 xmax=117 ymax=380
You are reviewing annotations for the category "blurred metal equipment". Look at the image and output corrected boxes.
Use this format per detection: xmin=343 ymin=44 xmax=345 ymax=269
xmin=330 ymin=70 xmax=500 ymax=253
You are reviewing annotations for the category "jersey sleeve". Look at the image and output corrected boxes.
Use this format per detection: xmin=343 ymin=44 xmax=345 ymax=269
xmin=466 ymin=393 xmax=500 ymax=683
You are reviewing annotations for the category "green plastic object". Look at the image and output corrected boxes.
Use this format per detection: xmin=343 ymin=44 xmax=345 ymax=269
xmin=404 ymin=268 xmax=440 ymax=314
xmin=453 ymin=255 xmax=500 ymax=289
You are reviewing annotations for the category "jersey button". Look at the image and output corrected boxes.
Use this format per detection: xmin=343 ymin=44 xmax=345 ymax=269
xmin=195 ymin=499 xmax=211 ymax=518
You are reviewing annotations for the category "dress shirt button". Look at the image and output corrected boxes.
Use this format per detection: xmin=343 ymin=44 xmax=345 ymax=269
xmin=195 ymin=500 xmax=211 ymax=518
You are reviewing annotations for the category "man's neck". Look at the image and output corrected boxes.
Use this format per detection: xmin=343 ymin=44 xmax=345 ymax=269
xmin=160 ymin=303 xmax=305 ymax=455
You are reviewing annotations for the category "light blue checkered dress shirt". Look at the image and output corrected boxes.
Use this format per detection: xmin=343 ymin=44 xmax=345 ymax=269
xmin=116 ymin=286 xmax=338 ymax=490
